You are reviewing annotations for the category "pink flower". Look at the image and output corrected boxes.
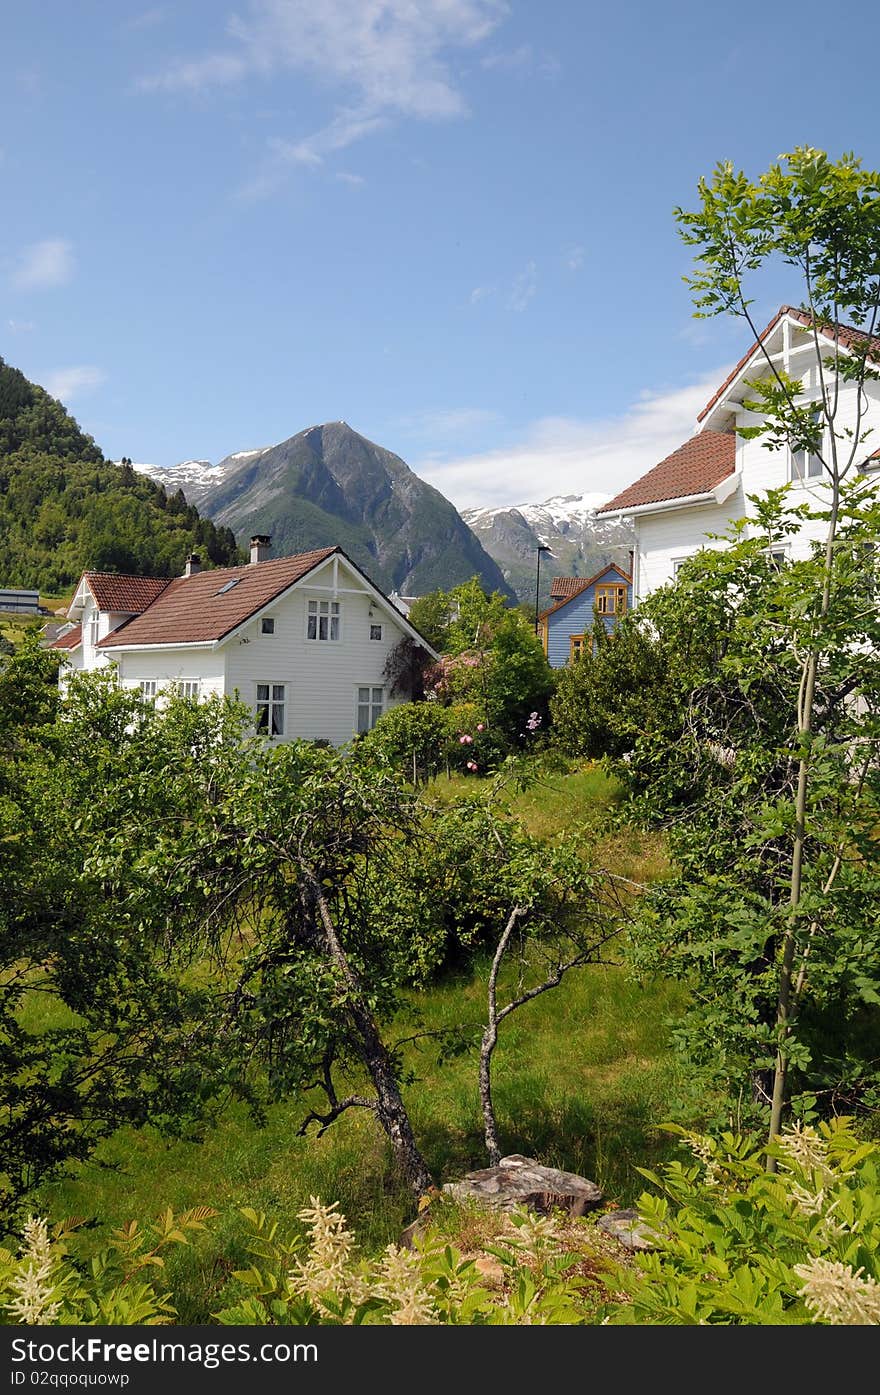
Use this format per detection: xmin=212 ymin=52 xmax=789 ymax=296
xmin=476 ymin=723 xmax=484 ymax=732
xmin=466 ymin=760 xmax=478 ymax=771
xmin=459 ymin=735 xmax=468 ymax=744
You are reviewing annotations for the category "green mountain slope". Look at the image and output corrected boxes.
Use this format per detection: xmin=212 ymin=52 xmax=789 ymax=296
xmin=0 ymin=357 xmax=241 ymax=592
xmin=196 ymin=421 xmax=515 ymax=599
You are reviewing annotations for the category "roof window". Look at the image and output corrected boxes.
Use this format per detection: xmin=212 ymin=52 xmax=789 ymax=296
xmin=216 ymin=577 xmax=243 ymax=595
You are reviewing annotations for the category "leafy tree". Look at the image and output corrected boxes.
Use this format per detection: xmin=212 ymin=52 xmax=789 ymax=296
xmin=664 ymin=147 xmax=880 ymax=1150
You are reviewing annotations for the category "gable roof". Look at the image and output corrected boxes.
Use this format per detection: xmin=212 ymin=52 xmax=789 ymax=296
xmin=84 ymin=574 xmax=171 ymax=613
xmin=549 ymin=577 xmax=590 ymax=600
xmin=538 ymin=564 xmax=631 ymax=621
xmin=50 ymin=623 xmax=82 ymax=651
xmin=596 ymin=430 xmax=736 ymax=515
xmin=97 ymin=547 xmax=338 ymax=648
xmin=698 ymin=305 xmax=880 ymax=425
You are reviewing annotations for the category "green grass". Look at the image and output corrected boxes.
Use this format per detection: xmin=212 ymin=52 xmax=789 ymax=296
xmin=28 ymin=764 xmax=682 ymax=1321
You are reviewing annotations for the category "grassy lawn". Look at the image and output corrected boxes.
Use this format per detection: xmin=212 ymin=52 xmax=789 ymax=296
xmin=29 ymin=761 xmax=683 ymax=1321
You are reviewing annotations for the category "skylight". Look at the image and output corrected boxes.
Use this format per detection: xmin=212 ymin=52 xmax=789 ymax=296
xmin=216 ymin=578 xmax=242 ymax=595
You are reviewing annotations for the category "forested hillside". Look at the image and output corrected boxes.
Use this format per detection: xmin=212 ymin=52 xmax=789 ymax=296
xmin=0 ymin=358 xmax=241 ymax=591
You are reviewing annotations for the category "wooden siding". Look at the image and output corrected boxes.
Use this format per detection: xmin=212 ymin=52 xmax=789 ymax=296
xmin=544 ymin=567 xmax=633 ymax=668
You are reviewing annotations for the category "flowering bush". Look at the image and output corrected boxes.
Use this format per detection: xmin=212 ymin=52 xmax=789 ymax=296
xmin=0 ymin=1207 xmax=216 ymax=1325
xmin=608 ymin=1118 xmax=880 ymax=1324
xmin=214 ymin=1199 xmax=591 ymax=1325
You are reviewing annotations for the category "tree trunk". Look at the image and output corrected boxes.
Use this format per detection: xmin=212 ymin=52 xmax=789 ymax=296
xmin=479 ymin=907 xmax=525 ymax=1165
xmin=309 ymin=878 xmax=435 ymax=1197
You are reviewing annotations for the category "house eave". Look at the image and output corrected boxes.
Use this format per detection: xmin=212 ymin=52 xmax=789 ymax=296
xmin=604 ymin=470 xmax=740 ymax=520
xmin=97 ymin=639 xmax=220 ymax=653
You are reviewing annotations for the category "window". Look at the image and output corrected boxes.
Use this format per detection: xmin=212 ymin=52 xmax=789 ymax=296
xmin=569 ymin=634 xmax=585 ymax=662
xmin=261 ymin=617 xmax=275 ymax=635
xmin=176 ymin=680 xmax=200 ymax=700
xmin=768 ymin=549 xmax=787 ymax=571
xmin=370 ymin=623 xmax=383 ymax=641
xmin=307 ymin=599 xmax=340 ymax=641
xmin=216 ymin=577 xmax=242 ymax=595
xmin=595 ymin=584 xmax=628 ymax=616
xmin=790 ymin=407 xmax=824 ymax=482
xmin=88 ymin=615 xmax=100 ymax=648
xmin=255 ymin=682 xmax=285 ymax=736
xmin=356 ymin=685 xmax=384 ymax=734
xmin=139 ymin=680 xmax=157 ymax=701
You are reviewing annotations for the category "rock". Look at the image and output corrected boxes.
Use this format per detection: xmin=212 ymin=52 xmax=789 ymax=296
xmin=596 ymin=1208 xmax=659 ymax=1252
xmin=442 ymin=1154 xmax=603 ymax=1217
xmin=473 ymin=1254 xmax=505 ymax=1284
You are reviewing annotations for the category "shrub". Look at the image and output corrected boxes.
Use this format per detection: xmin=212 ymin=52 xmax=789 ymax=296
xmin=608 ymin=1118 xmax=880 ymax=1324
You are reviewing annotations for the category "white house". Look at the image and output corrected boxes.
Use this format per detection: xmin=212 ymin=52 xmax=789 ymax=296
xmin=51 ymin=537 xmax=436 ymax=746
xmin=598 ymin=306 xmax=880 ymax=603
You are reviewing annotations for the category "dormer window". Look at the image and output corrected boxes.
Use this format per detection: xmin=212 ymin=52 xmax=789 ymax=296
xmin=307 ymin=599 xmax=340 ymax=641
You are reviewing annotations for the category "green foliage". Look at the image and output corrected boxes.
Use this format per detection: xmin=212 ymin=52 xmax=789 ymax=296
xmin=0 ymin=356 xmax=241 ymax=591
xmin=615 ymin=489 xmax=880 ymax=1126
xmin=0 ymin=1207 xmax=216 ymax=1325
xmin=610 ymin=1119 xmax=880 ymax=1325
xmin=418 ymin=577 xmax=554 ymax=756
xmin=550 ymin=614 xmax=683 ymax=759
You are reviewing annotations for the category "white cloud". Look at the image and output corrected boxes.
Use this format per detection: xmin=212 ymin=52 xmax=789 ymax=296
xmin=470 ymin=284 xmax=494 ymax=303
xmin=564 ymin=243 xmax=585 ymax=272
xmin=414 ymin=368 xmax=731 ymax=510
xmin=480 ymin=43 xmax=532 ymax=70
xmin=7 ymin=319 xmax=35 ymax=332
xmin=143 ymin=1 xmax=507 ymax=182
xmin=335 ymin=170 xmax=366 ymax=186
xmin=42 ymin=365 xmax=106 ymax=403
xmin=507 ymin=260 xmax=536 ymax=312
xmin=13 ymin=239 xmax=75 ymax=290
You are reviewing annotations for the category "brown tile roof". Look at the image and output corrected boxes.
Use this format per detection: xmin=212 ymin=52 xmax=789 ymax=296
xmin=697 ymin=305 xmax=880 ymax=424
xmin=98 ymin=547 xmax=338 ymax=648
xmin=85 ymin=574 xmax=171 ymax=613
xmin=538 ymin=563 xmax=631 ymax=620
xmin=50 ymin=623 xmax=82 ymax=650
xmin=549 ymin=577 xmax=590 ymax=600
xmin=596 ymin=430 xmax=736 ymax=515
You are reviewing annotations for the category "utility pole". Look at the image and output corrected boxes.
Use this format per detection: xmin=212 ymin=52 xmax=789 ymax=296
xmin=534 ymin=545 xmax=551 ymax=635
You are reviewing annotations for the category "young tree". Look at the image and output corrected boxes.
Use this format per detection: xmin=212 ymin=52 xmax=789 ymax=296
xmin=626 ymin=149 xmax=880 ymax=1150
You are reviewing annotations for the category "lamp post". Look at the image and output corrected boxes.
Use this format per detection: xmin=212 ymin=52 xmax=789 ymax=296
xmin=534 ymin=544 xmax=551 ymax=635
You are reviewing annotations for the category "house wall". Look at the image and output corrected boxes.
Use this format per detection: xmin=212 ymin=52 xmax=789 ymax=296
xmin=114 ymin=646 xmax=225 ymax=699
xmin=634 ymin=373 xmax=880 ymax=600
xmin=545 ymin=568 xmax=632 ymax=668
xmin=222 ymin=559 xmax=410 ymax=745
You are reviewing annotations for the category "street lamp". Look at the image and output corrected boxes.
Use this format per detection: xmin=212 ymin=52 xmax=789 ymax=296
xmin=534 ymin=544 xmax=551 ymax=634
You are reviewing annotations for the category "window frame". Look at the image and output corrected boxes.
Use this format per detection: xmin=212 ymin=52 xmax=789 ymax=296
xmin=138 ymin=679 xmax=158 ymax=702
xmin=594 ymin=583 xmax=628 ymax=617
xmin=369 ymin=621 xmax=383 ymax=642
xmin=176 ymin=679 xmax=201 ymax=701
xmin=261 ymin=616 xmax=276 ymax=635
xmin=306 ymin=598 xmax=342 ymax=642
xmin=569 ymin=634 xmax=585 ymax=662
xmin=355 ymin=683 xmax=384 ymax=734
xmin=255 ymin=681 xmax=286 ymax=737
xmin=790 ymin=404 xmax=825 ymax=483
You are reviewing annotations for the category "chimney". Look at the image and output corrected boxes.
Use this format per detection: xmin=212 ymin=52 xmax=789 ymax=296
xmin=184 ymin=553 xmax=201 ymax=577
xmin=250 ymin=534 xmax=272 ymax=565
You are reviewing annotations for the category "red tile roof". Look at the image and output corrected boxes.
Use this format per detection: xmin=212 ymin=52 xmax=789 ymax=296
xmin=98 ymin=547 xmax=338 ymax=648
xmin=596 ymin=430 xmax=736 ymax=515
xmin=85 ymin=574 xmax=171 ymax=613
xmin=549 ymin=577 xmax=590 ymax=600
xmin=697 ymin=305 xmax=880 ymax=424
xmin=50 ymin=623 xmax=82 ymax=650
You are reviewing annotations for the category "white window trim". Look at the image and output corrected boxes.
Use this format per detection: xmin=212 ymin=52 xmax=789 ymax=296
xmin=261 ymin=616 xmax=276 ymax=635
xmin=305 ymin=597 xmax=343 ymax=643
xmin=255 ymin=681 xmax=286 ymax=738
xmin=789 ymin=403 xmax=825 ymax=484
xmin=355 ymin=683 xmax=384 ymax=735
xmin=175 ymin=679 xmax=201 ymax=700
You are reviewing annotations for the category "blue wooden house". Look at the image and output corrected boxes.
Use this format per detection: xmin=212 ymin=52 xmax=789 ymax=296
xmin=538 ymin=564 xmax=632 ymax=668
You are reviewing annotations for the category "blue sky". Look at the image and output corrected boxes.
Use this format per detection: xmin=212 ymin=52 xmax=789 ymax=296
xmin=2 ymin=1 xmax=878 ymax=509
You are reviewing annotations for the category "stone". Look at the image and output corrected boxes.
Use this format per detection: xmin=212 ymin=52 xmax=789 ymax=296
xmin=442 ymin=1154 xmax=603 ymax=1217
xmin=596 ymin=1208 xmax=659 ymax=1252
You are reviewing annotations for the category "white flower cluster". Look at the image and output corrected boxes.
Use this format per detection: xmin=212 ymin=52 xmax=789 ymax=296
xmin=794 ymin=1257 xmax=880 ymax=1325
xmin=5 ymin=1217 xmax=62 ymax=1325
